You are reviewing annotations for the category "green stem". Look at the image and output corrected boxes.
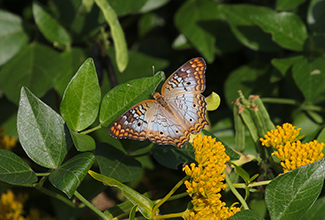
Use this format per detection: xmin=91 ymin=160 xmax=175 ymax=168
xmin=224 ymin=171 xmax=249 ymax=210
xmin=261 ymin=98 xmax=299 ymax=105
xmin=232 ymin=180 xmax=271 ymax=188
xmin=37 ymin=186 xmax=77 ymax=208
xmin=154 ymin=212 xmax=184 ymax=219
xmin=152 ymin=176 xmax=190 ymax=216
xmin=80 ymin=124 xmax=102 ymax=135
xmin=74 ymin=191 xmax=111 ymax=220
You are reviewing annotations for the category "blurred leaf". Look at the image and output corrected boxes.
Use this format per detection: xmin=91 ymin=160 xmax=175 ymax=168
xmin=88 ymin=170 xmax=154 ymax=219
xmin=33 ymin=1 xmax=71 ymax=45
xmin=151 ymin=144 xmax=195 ymax=169
xmin=99 ymin=71 xmax=164 ymax=127
xmin=139 ymin=0 xmax=170 ymax=13
xmin=231 ymin=210 xmax=264 ymax=220
xmin=95 ymin=0 xmax=128 ymax=72
xmin=95 ymin=143 xmax=142 ymax=182
xmin=307 ymin=0 xmax=325 ymax=33
xmin=61 ymin=58 xmax=101 ymax=131
xmin=0 ymin=43 xmax=63 ymax=104
xmin=0 ymin=10 xmax=29 ymax=66
xmin=55 ymin=48 xmax=88 ymax=96
xmin=292 ymin=56 xmax=325 ymax=103
xmin=271 ymin=56 xmax=304 ymax=75
xmin=265 ymin=158 xmax=325 ymax=220
xmin=276 ymin=0 xmax=307 ymax=10
xmin=17 ymin=87 xmax=69 ymax=168
xmin=70 ymin=130 xmax=96 ymax=152
xmin=175 ymin=0 xmax=220 ymax=62
xmin=108 ymin=0 xmax=146 ymax=16
xmin=0 ymin=149 xmax=37 ymax=185
xmin=206 ymin=92 xmax=220 ymax=111
xmin=49 ymin=152 xmax=95 ymax=198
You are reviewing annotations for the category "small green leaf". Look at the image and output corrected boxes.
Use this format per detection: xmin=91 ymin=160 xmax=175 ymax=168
xmin=129 ymin=205 xmax=137 ymax=220
xmin=70 ymin=130 xmax=96 ymax=152
xmin=17 ymin=87 xmax=69 ymax=168
xmin=32 ymin=1 xmax=71 ymax=45
xmin=60 ymin=58 xmax=101 ymax=132
xmin=276 ymin=0 xmax=306 ymax=10
xmin=88 ymin=170 xmax=154 ymax=219
xmin=292 ymin=56 xmax=325 ymax=103
xmin=99 ymin=72 xmax=164 ymax=127
xmin=231 ymin=210 xmax=264 ymax=220
xmin=49 ymin=152 xmax=95 ymax=198
xmin=95 ymin=143 xmax=142 ymax=182
xmin=232 ymin=163 xmax=250 ymax=182
xmin=107 ymin=0 xmax=146 ymax=16
xmin=0 ymin=10 xmax=29 ymax=65
xmin=0 ymin=150 xmax=37 ymax=185
xmin=307 ymin=0 xmax=325 ymax=33
xmin=0 ymin=43 xmax=63 ymax=104
xmin=175 ymin=0 xmax=220 ymax=62
xmin=95 ymin=0 xmax=128 ymax=72
xmin=271 ymin=56 xmax=304 ymax=75
xmin=265 ymin=158 xmax=325 ymax=220
xmin=151 ymin=144 xmax=195 ymax=169
xmin=206 ymin=92 xmax=220 ymax=111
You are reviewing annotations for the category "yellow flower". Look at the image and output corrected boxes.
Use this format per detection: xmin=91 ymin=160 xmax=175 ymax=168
xmin=0 ymin=129 xmax=17 ymax=150
xmin=259 ymin=123 xmax=302 ymax=148
xmin=0 ymin=190 xmax=27 ymax=220
xmin=183 ymin=135 xmax=240 ymax=220
xmin=273 ymin=140 xmax=324 ymax=173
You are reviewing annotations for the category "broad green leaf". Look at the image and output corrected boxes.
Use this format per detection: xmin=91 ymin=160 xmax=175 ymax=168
xmin=99 ymin=71 xmax=164 ymax=127
xmin=17 ymin=87 xmax=69 ymax=168
xmin=88 ymin=170 xmax=154 ymax=219
xmin=0 ymin=150 xmax=37 ymax=185
xmin=218 ymin=4 xmax=307 ymax=51
xmin=271 ymin=56 xmax=304 ymax=75
xmin=60 ymin=58 xmax=101 ymax=132
xmin=231 ymin=210 xmax=264 ymax=220
xmin=33 ymin=1 xmax=71 ymax=45
xmin=49 ymin=152 xmax=95 ymax=198
xmin=265 ymin=158 xmax=325 ymax=220
xmin=307 ymin=0 xmax=325 ymax=33
xmin=175 ymin=0 xmax=219 ymax=62
xmin=95 ymin=143 xmax=142 ymax=182
xmin=95 ymin=0 xmax=128 ymax=72
xmin=276 ymin=0 xmax=306 ymax=10
xmin=70 ymin=130 xmax=96 ymax=152
xmin=151 ymin=144 xmax=195 ymax=169
xmin=55 ymin=48 xmax=88 ymax=96
xmin=0 ymin=43 xmax=63 ymax=104
xmin=0 ymin=10 xmax=29 ymax=66
xmin=292 ymin=56 xmax=325 ymax=103
xmin=206 ymin=92 xmax=220 ymax=111
xmin=303 ymin=196 xmax=325 ymax=219
xmin=201 ymin=129 xmax=240 ymax=160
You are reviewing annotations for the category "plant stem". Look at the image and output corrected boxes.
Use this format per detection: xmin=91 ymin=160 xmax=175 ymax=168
xmin=37 ymin=186 xmax=77 ymax=208
xmin=81 ymin=124 xmax=102 ymax=135
xmin=74 ymin=190 xmax=111 ymax=220
xmin=154 ymin=212 xmax=184 ymax=219
xmin=232 ymin=180 xmax=271 ymax=188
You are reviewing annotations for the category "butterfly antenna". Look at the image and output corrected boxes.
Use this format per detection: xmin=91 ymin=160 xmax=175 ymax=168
xmin=152 ymin=65 xmax=155 ymax=92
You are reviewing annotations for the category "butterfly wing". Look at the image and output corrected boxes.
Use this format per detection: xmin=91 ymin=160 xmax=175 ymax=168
xmin=147 ymin=105 xmax=190 ymax=148
xmin=110 ymin=100 xmax=156 ymax=140
xmin=161 ymin=57 xmax=206 ymax=96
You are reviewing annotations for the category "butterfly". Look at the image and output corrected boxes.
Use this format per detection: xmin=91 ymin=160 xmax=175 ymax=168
xmin=110 ymin=57 xmax=209 ymax=148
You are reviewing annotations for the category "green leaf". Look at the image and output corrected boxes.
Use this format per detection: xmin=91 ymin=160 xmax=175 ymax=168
xmin=60 ymin=58 xmax=101 ymax=132
xmin=276 ymin=0 xmax=306 ymax=11
xmin=307 ymin=0 xmax=325 ymax=33
xmin=292 ymin=56 xmax=325 ymax=103
xmin=107 ymin=0 xmax=147 ymax=16
xmin=32 ymin=1 xmax=71 ymax=45
xmin=17 ymin=87 xmax=69 ymax=168
xmin=201 ymin=129 xmax=240 ymax=160
xmin=0 ymin=150 xmax=37 ymax=185
xmin=175 ymin=0 xmax=219 ymax=62
xmin=95 ymin=143 xmax=142 ymax=182
xmin=49 ymin=152 xmax=95 ymax=198
xmin=271 ymin=56 xmax=304 ymax=75
xmin=99 ymin=71 xmax=164 ymax=127
xmin=0 ymin=10 xmax=29 ymax=66
xmin=303 ymin=196 xmax=325 ymax=219
xmin=0 ymin=43 xmax=63 ymax=104
xmin=218 ymin=4 xmax=307 ymax=51
xmin=265 ymin=158 xmax=325 ymax=220
xmin=151 ymin=144 xmax=196 ymax=169
xmin=88 ymin=170 xmax=154 ymax=219
xmin=70 ymin=130 xmax=96 ymax=152
xmin=232 ymin=163 xmax=250 ymax=182
xmin=55 ymin=48 xmax=88 ymax=96
xmin=206 ymin=92 xmax=220 ymax=111
xmin=95 ymin=0 xmax=128 ymax=72
xmin=231 ymin=210 xmax=264 ymax=220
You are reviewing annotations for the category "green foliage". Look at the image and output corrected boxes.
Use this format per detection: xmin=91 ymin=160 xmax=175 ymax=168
xmin=1 ymin=0 xmax=325 ymax=219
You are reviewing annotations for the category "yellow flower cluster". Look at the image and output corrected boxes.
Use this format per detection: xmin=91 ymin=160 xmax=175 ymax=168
xmin=259 ymin=123 xmax=301 ymax=148
xmin=0 ymin=190 xmax=56 ymax=220
xmin=0 ymin=129 xmax=17 ymax=150
xmin=260 ymin=123 xmax=324 ymax=173
xmin=183 ymin=135 xmax=240 ymax=220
